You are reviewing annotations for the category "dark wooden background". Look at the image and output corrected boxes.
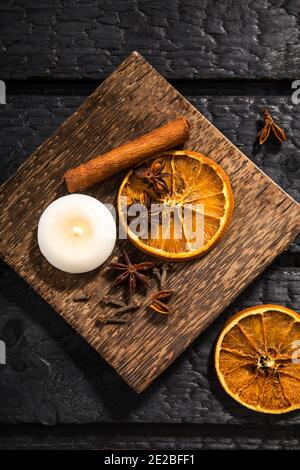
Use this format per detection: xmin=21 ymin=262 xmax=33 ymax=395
xmin=0 ymin=0 xmax=300 ymax=450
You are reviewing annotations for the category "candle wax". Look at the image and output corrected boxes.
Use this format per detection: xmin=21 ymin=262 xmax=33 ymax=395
xmin=38 ymin=194 xmax=116 ymax=273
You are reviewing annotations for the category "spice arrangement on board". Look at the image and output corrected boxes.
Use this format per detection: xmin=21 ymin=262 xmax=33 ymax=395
xmin=35 ymin=108 xmax=300 ymax=414
xmin=38 ymin=116 xmax=235 ymax=318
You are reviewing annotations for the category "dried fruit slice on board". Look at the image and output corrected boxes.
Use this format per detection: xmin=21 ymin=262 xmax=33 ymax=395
xmin=215 ymin=304 xmax=300 ymax=414
xmin=118 ymin=150 xmax=234 ymax=261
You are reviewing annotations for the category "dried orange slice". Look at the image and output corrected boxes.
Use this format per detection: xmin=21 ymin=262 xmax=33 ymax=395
xmin=215 ymin=304 xmax=300 ymax=414
xmin=118 ymin=150 xmax=234 ymax=261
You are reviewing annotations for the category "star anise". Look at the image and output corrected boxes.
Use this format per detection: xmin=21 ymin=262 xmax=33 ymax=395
xmin=108 ymin=249 xmax=155 ymax=297
xmin=135 ymin=159 xmax=170 ymax=193
xmin=258 ymin=108 xmax=286 ymax=145
xmin=149 ymin=290 xmax=174 ymax=315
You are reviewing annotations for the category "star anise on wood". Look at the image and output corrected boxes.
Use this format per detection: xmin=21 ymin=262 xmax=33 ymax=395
xmin=258 ymin=108 xmax=286 ymax=145
xmin=108 ymin=249 xmax=155 ymax=297
xmin=135 ymin=159 xmax=170 ymax=193
xmin=149 ymin=290 xmax=174 ymax=315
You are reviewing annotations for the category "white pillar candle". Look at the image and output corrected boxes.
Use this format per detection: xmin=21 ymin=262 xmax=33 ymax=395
xmin=37 ymin=194 xmax=116 ymax=273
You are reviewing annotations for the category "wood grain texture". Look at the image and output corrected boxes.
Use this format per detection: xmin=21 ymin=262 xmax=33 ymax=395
xmin=0 ymin=52 xmax=300 ymax=393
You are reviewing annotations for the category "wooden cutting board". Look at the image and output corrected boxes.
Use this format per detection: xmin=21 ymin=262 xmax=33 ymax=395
xmin=1 ymin=52 xmax=300 ymax=392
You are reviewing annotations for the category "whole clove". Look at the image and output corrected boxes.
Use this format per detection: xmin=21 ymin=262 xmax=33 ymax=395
xmin=114 ymin=301 xmax=141 ymax=315
xmin=102 ymin=294 xmax=126 ymax=308
xmin=72 ymin=293 xmax=91 ymax=302
xmin=95 ymin=316 xmax=128 ymax=326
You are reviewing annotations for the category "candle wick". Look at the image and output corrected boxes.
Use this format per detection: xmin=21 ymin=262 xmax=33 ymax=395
xmin=72 ymin=225 xmax=83 ymax=237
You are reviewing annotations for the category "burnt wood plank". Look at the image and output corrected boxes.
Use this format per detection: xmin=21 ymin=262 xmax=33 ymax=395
xmin=0 ymin=52 xmax=300 ymax=393
xmin=1 ymin=423 xmax=300 ymax=450
xmin=1 ymin=89 xmax=300 ymax=424
xmin=1 ymin=1 xmax=300 ymax=80
xmin=1 ymin=263 xmax=300 ymax=424
xmin=1 ymin=87 xmax=299 ymax=208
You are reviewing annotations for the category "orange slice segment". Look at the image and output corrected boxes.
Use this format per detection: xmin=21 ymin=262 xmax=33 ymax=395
xmin=118 ymin=150 xmax=234 ymax=261
xmin=215 ymin=304 xmax=300 ymax=414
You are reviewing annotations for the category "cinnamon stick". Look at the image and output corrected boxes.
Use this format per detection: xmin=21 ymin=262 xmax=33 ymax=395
xmin=64 ymin=117 xmax=190 ymax=192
